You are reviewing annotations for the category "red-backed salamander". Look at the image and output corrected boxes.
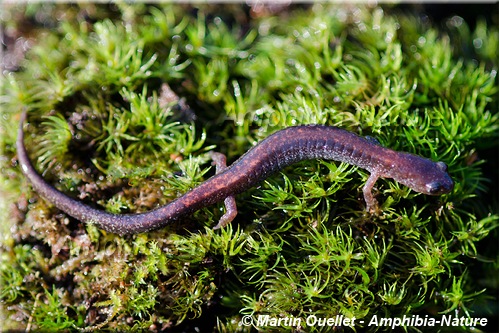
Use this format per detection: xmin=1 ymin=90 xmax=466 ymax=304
xmin=17 ymin=111 xmax=454 ymax=235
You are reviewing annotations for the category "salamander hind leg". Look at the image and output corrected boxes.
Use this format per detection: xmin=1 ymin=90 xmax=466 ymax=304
xmin=208 ymin=151 xmax=238 ymax=229
xmin=213 ymin=196 xmax=238 ymax=229
xmin=362 ymin=172 xmax=380 ymax=214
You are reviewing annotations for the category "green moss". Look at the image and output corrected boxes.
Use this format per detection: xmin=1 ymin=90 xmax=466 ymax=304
xmin=1 ymin=3 xmax=497 ymax=332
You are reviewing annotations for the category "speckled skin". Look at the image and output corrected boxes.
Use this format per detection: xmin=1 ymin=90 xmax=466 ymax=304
xmin=17 ymin=112 xmax=454 ymax=235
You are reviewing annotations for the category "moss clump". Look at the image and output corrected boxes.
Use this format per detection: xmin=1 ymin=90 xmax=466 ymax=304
xmin=1 ymin=3 xmax=497 ymax=332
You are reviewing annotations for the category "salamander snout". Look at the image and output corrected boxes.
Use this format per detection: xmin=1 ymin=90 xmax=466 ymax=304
xmin=425 ymin=179 xmax=454 ymax=195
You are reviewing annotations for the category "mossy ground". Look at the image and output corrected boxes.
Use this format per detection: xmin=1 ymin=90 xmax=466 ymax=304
xmin=0 ymin=3 xmax=498 ymax=332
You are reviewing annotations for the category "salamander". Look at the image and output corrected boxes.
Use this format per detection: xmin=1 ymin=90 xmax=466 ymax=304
xmin=17 ymin=111 xmax=454 ymax=235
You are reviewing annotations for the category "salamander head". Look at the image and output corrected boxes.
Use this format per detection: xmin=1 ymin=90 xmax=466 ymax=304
xmin=422 ymin=161 xmax=454 ymax=195
xmin=389 ymin=156 xmax=454 ymax=196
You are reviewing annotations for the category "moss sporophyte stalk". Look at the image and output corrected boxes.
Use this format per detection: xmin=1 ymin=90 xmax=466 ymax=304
xmin=1 ymin=3 xmax=498 ymax=332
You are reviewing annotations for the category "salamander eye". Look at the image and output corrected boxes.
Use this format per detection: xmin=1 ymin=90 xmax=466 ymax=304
xmin=436 ymin=162 xmax=448 ymax=172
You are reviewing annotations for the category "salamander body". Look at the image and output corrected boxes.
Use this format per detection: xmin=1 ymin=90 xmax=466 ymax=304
xmin=17 ymin=112 xmax=454 ymax=235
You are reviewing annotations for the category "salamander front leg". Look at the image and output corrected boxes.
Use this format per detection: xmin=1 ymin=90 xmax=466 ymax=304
xmin=208 ymin=152 xmax=238 ymax=229
xmin=363 ymin=171 xmax=380 ymax=214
